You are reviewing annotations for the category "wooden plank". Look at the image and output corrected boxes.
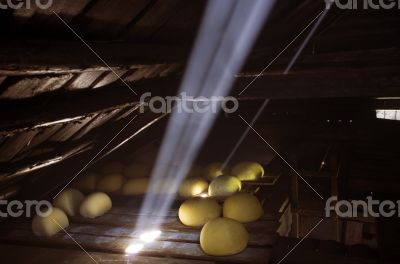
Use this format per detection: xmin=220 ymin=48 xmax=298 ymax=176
xmin=242 ymin=173 xmax=281 ymax=186
xmin=0 ymin=130 xmax=39 ymax=162
xmin=93 ymin=70 xmax=129 ymax=89
xmin=0 ymin=229 xmax=272 ymax=264
xmin=70 ymin=110 xmax=122 ymax=141
xmin=20 ymin=125 xmax=63 ymax=151
xmin=0 ymin=88 xmax=140 ymax=133
xmin=68 ymin=71 xmax=105 ymax=90
xmin=3 ymin=221 xmax=276 ymax=247
xmin=0 ymin=74 xmax=73 ymax=99
xmin=0 ymin=244 xmax=215 ymax=264
xmin=0 ymin=141 xmax=93 ymax=182
xmin=48 ymin=116 xmax=94 ymax=142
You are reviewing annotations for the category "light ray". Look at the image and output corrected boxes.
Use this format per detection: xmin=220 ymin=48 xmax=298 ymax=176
xmin=125 ymin=0 xmax=275 ymax=250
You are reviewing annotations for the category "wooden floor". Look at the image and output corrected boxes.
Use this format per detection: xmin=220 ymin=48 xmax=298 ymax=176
xmin=0 ymin=190 xmax=288 ymax=264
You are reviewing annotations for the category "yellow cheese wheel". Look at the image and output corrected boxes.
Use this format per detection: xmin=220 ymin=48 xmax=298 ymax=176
xmin=53 ymin=188 xmax=84 ymax=216
xmin=208 ymin=175 xmax=241 ymax=197
xmin=231 ymin=162 xmax=264 ymax=181
xmin=72 ymin=172 xmax=98 ymax=191
xmin=100 ymin=161 xmax=124 ymax=174
xmin=178 ymin=198 xmax=221 ymax=227
xmin=204 ymin=163 xmax=230 ymax=181
xmin=96 ymin=173 xmax=124 ymax=193
xmin=32 ymin=207 xmax=69 ymax=237
xmin=178 ymin=177 xmax=209 ymax=197
xmin=121 ymin=178 xmax=149 ymax=195
xmin=80 ymin=192 xmax=112 ymax=218
xmin=223 ymin=192 xmax=264 ymax=223
xmin=123 ymin=163 xmax=151 ymax=178
xmin=200 ymin=217 xmax=249 ymax=256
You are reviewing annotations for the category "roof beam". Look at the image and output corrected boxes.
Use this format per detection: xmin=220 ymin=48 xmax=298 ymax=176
xmin=0 ymin=40 xmax=187 ymax=75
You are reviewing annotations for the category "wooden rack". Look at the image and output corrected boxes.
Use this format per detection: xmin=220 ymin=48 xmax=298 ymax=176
xmin=0 ymin=187 xmax=289 ymax=264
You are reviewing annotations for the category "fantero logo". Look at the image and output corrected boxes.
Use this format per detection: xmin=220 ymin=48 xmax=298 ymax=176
xmin=139 ymin=92 xmax=239 ymax=114
xmin=0 ymin=0 xmax=53 ymax=10
xmin=0 ymin=200 xmax=53 ymax=218
xmin=325 ymin=0 xmax=400 ymax=9
xmin=325 ymin=196 xmax=400 ymax=218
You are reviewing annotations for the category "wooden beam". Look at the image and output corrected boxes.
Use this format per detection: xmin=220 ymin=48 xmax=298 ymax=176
xmin=0 ymin=141 xmax=93 ymax=183
xmin=235 ymin=48 xmax=400 ymax=99
xmin=120 ymin=49 xmax=400 ymax=100
xmin=0 ymin=40 xmax=187 ymax=75
xmin=244 ymin=48 xmax=400 ymax=73
xmin=234 ymin=66 xmax=400 ymax=99
xmin=0 ymin=87 xmax=140 ymax=133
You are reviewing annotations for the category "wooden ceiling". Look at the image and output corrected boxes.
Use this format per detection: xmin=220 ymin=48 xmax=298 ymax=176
xmin=0 ymin=0 xmax=399 ymax=199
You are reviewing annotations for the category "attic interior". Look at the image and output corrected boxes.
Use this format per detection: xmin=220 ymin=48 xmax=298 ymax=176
xmin=1 ymin=0 xmax=400 ymax=263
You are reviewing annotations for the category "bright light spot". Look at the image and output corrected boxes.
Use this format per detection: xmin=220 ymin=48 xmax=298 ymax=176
xmin=192 ymin=185 xmax=205 ymax=196
xmin=376 ymin=109 xmax=400 ymax=120
xmin=199 ymin=193 xmax=209 ymax=198
xmin=376 ymin=97 xmax=400 ymax=100
xmin=139 ymin=230 xmax=162 ymax=243
xmin=125 ymin=243 xmax=144 ymax=254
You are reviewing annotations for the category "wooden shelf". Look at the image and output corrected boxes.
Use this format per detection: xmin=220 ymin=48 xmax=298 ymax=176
xmin=0 ymin=195 xmax=282 ymax=264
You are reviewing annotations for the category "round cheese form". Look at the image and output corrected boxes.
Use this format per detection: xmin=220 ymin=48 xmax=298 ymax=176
xmin=100 ymin=161 xmax=124 ymax=174
xmin=178 ymin=177 xmax=209 ymax=197
xmin=200 ymin=217 xmax=249 ymax=256
xmin=72 ymin=172 xmax=98 ymax=191
xmin=123 ymin=163 xmax=151 ymax=178
xmin=121 ymin=178 xmax=149 ymax=195
xmin=231 ymin=162 xmax=264 ymax=181
xmin=208 ymin=175 xmax=241 ymax=197
xmin=96 ymin=173 xmax=124 ymax=193
xmin=178 ymin=198 xmax=221 ymax=227
xmin=80 ymin=192 xmax=112 ymax=218
xmin=32 ymin=207 xmax=69 ymax=237
xmin=223 ymin=192 xmax=264 ymax=223
xmin=204 ymin=163 xmax=230 ymax=181
xmin=53 ymin=188 xmax=84 ymax=216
